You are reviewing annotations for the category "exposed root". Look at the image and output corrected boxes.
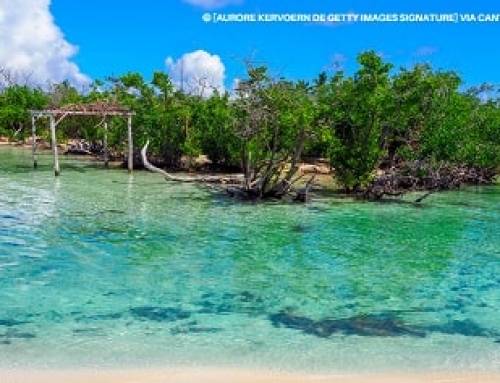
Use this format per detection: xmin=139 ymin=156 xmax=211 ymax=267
xmin=363 ymin=161 xmax=496 ymax=201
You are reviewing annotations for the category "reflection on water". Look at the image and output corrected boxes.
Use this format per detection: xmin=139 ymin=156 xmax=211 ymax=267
xmin=0 ymin=147 xmax=499 ymax=372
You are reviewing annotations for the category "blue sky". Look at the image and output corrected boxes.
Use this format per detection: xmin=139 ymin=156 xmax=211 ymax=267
xmin=48 ymin=0 xmax=499 ymax=89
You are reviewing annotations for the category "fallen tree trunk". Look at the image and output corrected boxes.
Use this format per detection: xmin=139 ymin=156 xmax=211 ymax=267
xmin=141 ymin=141 xmax=243 ymax=184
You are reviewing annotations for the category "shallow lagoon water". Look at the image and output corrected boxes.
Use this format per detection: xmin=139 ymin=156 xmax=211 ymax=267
xmin=0 ymin=147 xmax=499 ymax=372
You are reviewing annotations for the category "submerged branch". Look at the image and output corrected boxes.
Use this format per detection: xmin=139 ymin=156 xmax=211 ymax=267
xmin=414 ymin=191 xmax=435 ymax=203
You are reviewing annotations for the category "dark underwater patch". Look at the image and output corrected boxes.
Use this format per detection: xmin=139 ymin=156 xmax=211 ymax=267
xmin=239 ymin=291 xmax=262 ymax=303
xmin=269 ymin=312 xmax=426 ymax=338
xmin=130 ymin=306 xmax=191 ymax=322
xmin=73 ymin=327 xmax=106 ymax=336
xmin=425 ymin=319 xmax=495 ymax=337
xmin=197 ymin=300 xmax=234 ymax=315
xmin=170 ymin=325 xmax=223 ymax=335
xmin=4 ymin=241 xmax=22 ymax=247
xmin=0 ymin=329 xmax=36 ymax=342
xmin=200 ymin=292 xmax=215 ymax=300
xmin=0 ymin=214 xmax=17 ymax=220
xmin=217 ymin=234 xmax=239 ymax=242
xmin=43 ymin=310 xmax=64 ymax=322
xmin=75 ymin=312 xmax=123 ymax=322
xmin=104 ymin=209 xmax=126 ymax=214
xmin=196 ymin=291 xmax=264 ymax=316
xmin=444 ymin=301 xmax=465 ymax=312
xmin=0 ymin=319 xmax=29 ymax=327
xmin=307 ymin=206 xmax=330 ymax=213
xmin=269 ymin=311 xmax=500 ymax=341
xmin=269 ymin=312 xmax=316 ymax=334
xmin=7 ymin=331 xmax=36 ymax=339
xmin=291 ymin=224 xmax=309 ymax=233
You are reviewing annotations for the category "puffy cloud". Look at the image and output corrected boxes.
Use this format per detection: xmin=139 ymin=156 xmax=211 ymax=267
xmin=183 ymin=0 xmax=242 ymax=9
xmin=0 ymin=0 xmax=90 ymax=88
xmin=166 ymin=50 xmax=225 ymax=97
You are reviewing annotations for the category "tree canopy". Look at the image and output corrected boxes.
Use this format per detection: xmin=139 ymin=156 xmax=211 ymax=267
xmin=0 ymin=51 xmax=498 ymax=194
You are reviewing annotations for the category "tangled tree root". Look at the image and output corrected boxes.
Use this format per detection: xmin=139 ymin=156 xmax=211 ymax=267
xmin=363 ymin=161 xmax=496 ymax=201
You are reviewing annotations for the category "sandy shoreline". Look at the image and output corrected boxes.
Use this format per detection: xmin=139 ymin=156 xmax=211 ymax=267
xmin=1 ymin=368 xmax=500 ymax=383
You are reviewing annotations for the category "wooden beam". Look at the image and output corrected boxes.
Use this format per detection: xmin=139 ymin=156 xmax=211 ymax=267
xmin=55 ymin=112 xmax=69 ymax=127
xmin=49 ymin=115 xmax=60 ymax=176
xmin=28 ymin=109 xmax=136 ymax=175
xmin=30 ymin=110 xmax=134 ymax=117
xmin=31 ymin=115 xmax=37 ymax=168
xmin=127 ymin=115 xmax=133 ymax=172
xmin=103 ymin=120 xmax=109 ymax=168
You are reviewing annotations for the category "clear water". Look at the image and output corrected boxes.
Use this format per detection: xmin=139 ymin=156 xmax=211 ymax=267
xmin=0 ymin=147 xmax=499 ymax=372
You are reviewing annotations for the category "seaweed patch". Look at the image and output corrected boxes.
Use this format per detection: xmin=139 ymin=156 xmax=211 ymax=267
xmin=73 ymin=327 xmax=106 ymax=336
xmin=269 ymin=311 xmax=500 ymax=341
xmin=269 ymin=311 xmax=426 ymax=338
xmin=0 ymin=319 xmax=30 ymax=327
xmin=75 ymin=312 xmax=123 ymax=322
xmin=170 ymin=326 xmax=223 ymax=335
xmin=196 ymin=291 xmax=264 ymax=316
xmin=0 ymin=329 xmax=36 ymax=342
xmin=425 ymin=319 xmax=495 ymax=337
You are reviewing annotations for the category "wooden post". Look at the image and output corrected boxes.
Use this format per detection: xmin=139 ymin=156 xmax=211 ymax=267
xmin=31 ymin=115 xmax=37 ymax=168
xmin=127 ymin=115 xmax=133 ymax=172
xmin=50 ymin=115 xmax=60 ymax=176
xmin=103 ymin=120 xmax=109 ymax=168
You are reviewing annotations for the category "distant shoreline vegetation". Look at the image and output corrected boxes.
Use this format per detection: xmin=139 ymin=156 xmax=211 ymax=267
xmin=0 ymin=51 xmax=498 ymax=200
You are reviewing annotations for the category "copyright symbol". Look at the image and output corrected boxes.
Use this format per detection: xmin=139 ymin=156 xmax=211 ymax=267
xmin=202 ymin=13 xmax=212 ymax=23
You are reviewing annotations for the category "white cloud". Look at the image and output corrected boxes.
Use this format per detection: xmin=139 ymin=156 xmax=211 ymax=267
xmin=183 ymin=0 xmax=242 ymax=9
xmin=0 ymin=0 xmax=90 ymax=88
xmin=166 ymin=50 xmax=225 ymax=97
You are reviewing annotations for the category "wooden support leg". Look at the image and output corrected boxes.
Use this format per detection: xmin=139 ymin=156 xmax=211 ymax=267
xmin=103 ymin=121 xmax=109 ymax=168
xmin=127 ymin=115 xmax=133 ymax=172
xmin=31 ymin=115 xmax=37 ymax=168
xmin=50 ymin=115 xmax=60 ymax=176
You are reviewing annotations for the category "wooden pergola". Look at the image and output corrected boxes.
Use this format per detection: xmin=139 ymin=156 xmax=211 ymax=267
xmin=30 ymin=102 xmax=135 ymax=176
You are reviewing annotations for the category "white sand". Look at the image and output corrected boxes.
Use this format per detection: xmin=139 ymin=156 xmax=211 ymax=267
xmin=1 ymin=368 xmax=499 ymax=383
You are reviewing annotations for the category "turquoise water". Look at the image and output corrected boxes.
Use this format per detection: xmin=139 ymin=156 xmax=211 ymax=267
xmin=0 ymin=146 xmax=499 ymax=372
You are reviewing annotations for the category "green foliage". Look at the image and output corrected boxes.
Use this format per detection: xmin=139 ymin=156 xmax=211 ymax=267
xmin=190 ymin=93 xmax=239 ymax=167
xmin=233 ymin=67 xmax=317 ymax=195
xmin=419 ymin=90 xmax=500 ymax=168
xmin=323 ymin=51 xmax=393 ymax=190
xmin=0 ymin=85 xmax=47 ymax=138
xmin=0 ymin=52 xmax=498 ymax=187
xmin=386 ymin=66 xmax=499 ymax=169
